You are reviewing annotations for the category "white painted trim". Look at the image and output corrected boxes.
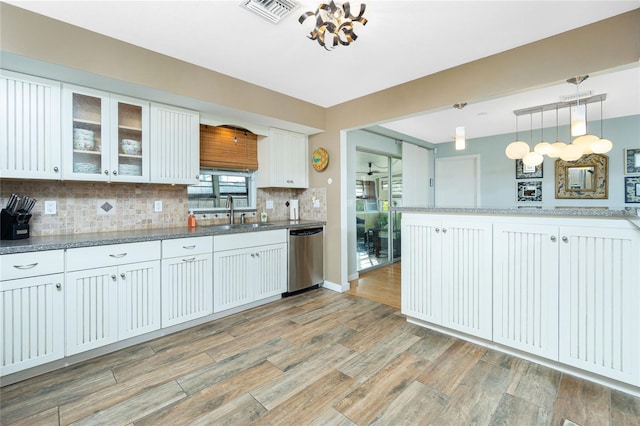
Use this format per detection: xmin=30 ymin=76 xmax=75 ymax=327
xmin=348 ymin=272 xmax=359 ymax=281
xmin=340 ymin=129 xmax=349 ymax=291
xmin=322 ymin=280 xmax=344 ymax=293
xmin=435 ymin=154 xmax=481 ymax=207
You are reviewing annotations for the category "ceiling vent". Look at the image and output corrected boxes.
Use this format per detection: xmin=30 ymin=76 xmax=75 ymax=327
xmin=240 ymin=0 xmax=299 ymax=24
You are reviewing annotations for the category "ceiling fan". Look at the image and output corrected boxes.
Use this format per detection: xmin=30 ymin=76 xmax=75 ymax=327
xmin=359 ymin=162 xmax=383 ymax=176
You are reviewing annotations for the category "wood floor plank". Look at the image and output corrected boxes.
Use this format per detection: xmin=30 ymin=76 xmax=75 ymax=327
xmin=226 ymin=306 xmax=306 ymax=337
xmin=334 ymin=351 xmax=429 ymax=425
xmin=59 ymin=352 xmax=214 ymax=425
xmin=251 ymin=369 xmax=357 ymax=425
xmin=288 ymin=297 xmax=356 ymax=325
xmin=415 ymin=339 xmax=486 ymax=396
xmin=339 ymin=312 xmax=408 ymax=353
xmin=506 ymin=361 xmax=561 ymax=412
xmin=178 ymin=337 xmax=293 ymax=395
xmin=251 ymin=344 xmax=356 ymax=410
xmin=370 ymin=380 xmax=447 ymax=425
xmin=2 ymin=406 xmax=59 ymax=426
xmin=406 ymin=328 xmax=456 ymax=362
xmin=70 ymin=380 xmax=186 ymax=425
xmin=551 ymin=374 xmax=612 ymax=426
xmin=489 ymin=393 xmax=551 ymax=426
xmin=135 ymin=360 xmax=282 ymax=425
xmin=308 ymin=407 xmax=356 ymax=426
xmin=189 ymin=393 xmax=267 ymax=426
xmin=344 ymin=302 xmax=397 ymax=331
xmin=611 ymin=389 xmax=640 ymax=425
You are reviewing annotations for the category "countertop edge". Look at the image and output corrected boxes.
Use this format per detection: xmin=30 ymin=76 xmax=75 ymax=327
xmin=0 ymin=220 xmax=325 ymax=255
xmin=394 ymin=207 xmax=639 ymax=218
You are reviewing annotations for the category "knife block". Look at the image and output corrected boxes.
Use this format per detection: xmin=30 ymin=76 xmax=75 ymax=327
xmin=1 ymin=209 xmax=31 ymax=240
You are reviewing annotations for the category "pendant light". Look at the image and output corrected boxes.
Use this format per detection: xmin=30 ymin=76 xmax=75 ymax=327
xmin=591 ymin=98 xmax=613 ymax=154
xmin=534 ymin=108 xmax=552 ymax=155
xmin=522 ymin=114 xmax=543 ymax=166
xmin=568 ymin=76 xmax=588 ymax=137
xmin=453 ymin=102 xmax=466 ymax=150
xmin=505 ymin=115 xmax=530 ymax=160
xmin=548 ymin=106 xmax=566 ymax=158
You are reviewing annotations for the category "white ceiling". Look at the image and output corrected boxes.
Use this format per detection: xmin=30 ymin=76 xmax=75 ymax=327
xmin=6 ymin=0 xmax=640 ymax=144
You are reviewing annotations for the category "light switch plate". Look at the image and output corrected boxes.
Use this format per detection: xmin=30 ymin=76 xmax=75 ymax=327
xmin=313 ymin=199 xmax=320 ymax=208
xmin=154 ymin=200 xmax=163 ymax=212
xmin=266 ymin=200 xmax=274 ymax=209
xmin=44 ymin=200 xmax=57 ymax=215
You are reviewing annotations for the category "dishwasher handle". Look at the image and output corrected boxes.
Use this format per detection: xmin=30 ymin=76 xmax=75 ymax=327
xmin=290 ymin=227 xmax=323 ymax=237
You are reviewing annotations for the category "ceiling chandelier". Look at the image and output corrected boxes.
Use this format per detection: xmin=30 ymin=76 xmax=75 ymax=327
xmin=299 ymin=1 xmax=367 ymax=50
xmin=505 ymin=75 xmax=613 ymax=166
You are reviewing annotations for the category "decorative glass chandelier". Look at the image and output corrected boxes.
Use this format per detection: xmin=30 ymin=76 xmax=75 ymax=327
xmin=299 ymin=1 xmax=367 ymax=50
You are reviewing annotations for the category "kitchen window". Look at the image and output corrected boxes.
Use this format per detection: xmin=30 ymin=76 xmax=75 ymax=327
xmin=187 ymin=169 xmax=256 ymax=212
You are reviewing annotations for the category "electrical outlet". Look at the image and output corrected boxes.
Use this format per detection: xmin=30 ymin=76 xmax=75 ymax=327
xmin=44 ymin=200 xmax=57 ymax=215
xmin=154 ymin=200 xmax=163 ymax=212
xmin=313 ymin=199 xmax=320 ymax=208
xmin=266 ymin=200 xmax=274 ymax=209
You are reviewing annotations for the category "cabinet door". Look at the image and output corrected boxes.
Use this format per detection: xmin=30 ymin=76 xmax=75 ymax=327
xmin=161 ymin=253 xmax=213 ymax=327
xmin=257 ymin=128 xmax=308 ymax=188
xmin=1 ymin=70 xmax=62 ymax=179
xmin=440 ymin=219 xmax=493 ymax=340
xmin=558 ymin=226 xmax=639 ymax=385
xmin=401 ymin=215 xmax=442 ymax=323
xmin=254 ymin=243 xmax=287 ymax=300
xmin=0 ymin=274 xmax=64 ymax=376
xmin=117 ymin=260 xmax=161 ymax=340
xmin=493 ymin=223 xmax=559 ymax=360
xmin=62 ymin=85 xmax=111 ymax=181
xmin=110 ymin=94 xmax=149 ymax=183
xmin=150 ymin=103 xmax=200 ymax=185
xmin=66 ymin=267 xmax=119 ymax=355
xmin=213 ymin=247 xmax=254 ymax=312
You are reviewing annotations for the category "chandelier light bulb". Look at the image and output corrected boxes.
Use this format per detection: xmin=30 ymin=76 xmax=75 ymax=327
xmin=547 ymin=142 xmax=566 ymax=158
xmin=534 ymin=142 xmax=552 ymax=155
xmin=455 ymin=126 xmax=465 ymax=150
xmin=570 ymin=105 xmax=587 ymax=137
xmin=522 ymin=151 xmax=543 ymax=167
xmin=560 ymin=144 xmax=583 ymax=161
xmin=591 ymin=138 xmax=613 ymax=154
xmin=505 ymin=141 xmax=530 ymax=160
xmin=572 ymin=134 xmax=598 ymax=154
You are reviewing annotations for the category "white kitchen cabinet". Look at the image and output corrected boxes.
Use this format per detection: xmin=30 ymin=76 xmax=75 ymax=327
xmin=558 ymin=225 xmax=639 ymax=386
xmin=65 ymin=242 xmax=161 ymax=355
xmin=213 ymin=230 xmax=287 ymax=312
xmin=150 ymin=103 xmax=200 ymax=185
xmin=256 ymin=127 xmax=308 ymax=188
xmin=493 ymin=223 xmax=559 ymax=360
xmin=161 ymin=236 xmax=213 ymax=327
xmin=0 ymin=70 xmax=62 ymax=180
xmin=0 ymin=250 xmax=64 ymax=376
xmin=401 ymin=214 xmax=492 ymax=340
xmin=62 ymin=85 xmax=150 ymax=182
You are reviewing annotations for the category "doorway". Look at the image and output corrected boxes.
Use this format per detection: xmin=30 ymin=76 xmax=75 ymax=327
xmin=355 ymin=150 xmax=402 ymax=272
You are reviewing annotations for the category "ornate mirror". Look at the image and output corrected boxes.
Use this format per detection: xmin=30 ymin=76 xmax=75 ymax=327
xmin=555 ymin=154 xmax=608 ymax=199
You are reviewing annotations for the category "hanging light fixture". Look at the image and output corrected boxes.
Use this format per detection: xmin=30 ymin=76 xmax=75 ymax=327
xmin=568 ymin=75 xmax=588 ymax=136
xmin=591 ymin=98 xmax=613 ymax=154
xmin=299 ymin=1 xmax=367 ymax=50
xmin=534 ymin=108 xmax=552 ymax=155
xmin=453 ymin=102 xmax=467 ymax=150
xmin=506 ymin=115 xmax=530 ymax=160
xmin=547 ymin=106 xmax=566 ymax=158
xmin=522 ymin=114 xmax=543 ymax=166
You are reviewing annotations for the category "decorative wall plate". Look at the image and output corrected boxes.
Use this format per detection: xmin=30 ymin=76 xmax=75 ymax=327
xmin=312 ymin=147 xmax=329 ymax=171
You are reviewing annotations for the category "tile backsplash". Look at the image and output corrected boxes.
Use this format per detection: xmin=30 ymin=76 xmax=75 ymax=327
xmin=1 ymin=180 xmax=327 ymax=236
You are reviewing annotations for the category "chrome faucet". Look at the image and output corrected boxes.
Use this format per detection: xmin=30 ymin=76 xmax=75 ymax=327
xmin=226 ymin=195 xmax=234 ymax=224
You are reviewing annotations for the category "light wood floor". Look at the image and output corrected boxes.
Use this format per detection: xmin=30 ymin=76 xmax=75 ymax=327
xmin=347 ymin=262 xmax=401 ymax=309
xmin=2 ymin=286 xmax=639 ymax=425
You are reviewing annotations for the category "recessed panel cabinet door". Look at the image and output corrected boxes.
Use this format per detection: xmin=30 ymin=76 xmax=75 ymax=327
xmin=558 ymin=226 xmax=639 ymax=386
xmin=117 ymin=260 xmax=161 ymax=340
xmin=0 ymin=274 xmax=64 ymax=376
xmin=254 ymin=243 xmax=287 ymax=300
xmin=0 ymin=70 xmax=61 ymax=179
xmin=213 ymin=248 xmax=254 ymax=312
xmin=493 ymin=223 xmax=559 ymax=360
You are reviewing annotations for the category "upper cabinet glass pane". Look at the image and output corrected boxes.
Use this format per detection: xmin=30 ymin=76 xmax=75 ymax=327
xmin=72 ymin=93 xmax=102 ymax=175
xmin=117 ymin=102 xmax=143 ymax=177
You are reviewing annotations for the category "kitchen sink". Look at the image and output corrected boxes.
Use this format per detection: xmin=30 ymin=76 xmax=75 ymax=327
xmin=205 ymin=222 xmax=274 ymax=231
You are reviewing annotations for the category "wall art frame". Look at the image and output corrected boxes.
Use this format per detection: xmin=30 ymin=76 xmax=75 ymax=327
xmin=517 ymin=180 xmax=542 ymax=202
xmin=516 ymin=159 xmax=543 ymax=179
xmin=555 ymin=154 xmax=608 ymax=199
xmin=625 ymin=176 xmax=640 ymax=203
xmin=624 ymin=148 xmax=640 ymax=175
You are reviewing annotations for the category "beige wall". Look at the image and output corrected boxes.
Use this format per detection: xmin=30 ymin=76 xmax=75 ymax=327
xmin=2 ymin=4 xmax=639 ymax=287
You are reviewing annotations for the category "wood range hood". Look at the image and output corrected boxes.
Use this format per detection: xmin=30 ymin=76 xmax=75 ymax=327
xmin=199 ymin=124 xmax=258 ymax=171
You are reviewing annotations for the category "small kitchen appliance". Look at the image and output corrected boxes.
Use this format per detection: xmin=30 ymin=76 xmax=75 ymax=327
xmin=289 ymin=199 xmax=299 ymax=221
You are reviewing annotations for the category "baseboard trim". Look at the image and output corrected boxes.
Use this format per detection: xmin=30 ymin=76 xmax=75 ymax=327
xmin=322 ymin=280 xmax=344 ymax=293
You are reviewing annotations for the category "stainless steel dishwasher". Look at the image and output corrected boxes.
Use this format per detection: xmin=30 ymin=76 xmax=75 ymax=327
xmin=287 ymin=227 xmax=324 ymax=295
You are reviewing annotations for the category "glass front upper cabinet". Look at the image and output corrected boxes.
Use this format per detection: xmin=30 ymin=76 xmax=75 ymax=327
xmin=62 ymin=85 xmax=149 ymax=182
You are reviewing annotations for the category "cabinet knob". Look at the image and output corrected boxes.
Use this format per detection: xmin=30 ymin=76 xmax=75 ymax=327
xmin=251 ymin=253 xmax=255 ymax=257
xmin=53 ymin=166 xmax=59 ymax=172
xmin=435 ymin=228 xmax=440 ymax=233
xmin=442 ymin=228 xmax=448 ymax=233
xmin=120 ymin=273 xmax=126 ymax=279
xmin=113 ymin=170 xmax=118 ymax=176
xmin=111 ymin=274 xmax=117 ymax=281
xmin=104 ymin=170 xmax=109 ymax=175
xmin=255 ymin=253 xmax=260 ymax=257
xmin=56 ymin=283 xmax=62 ymax=290
xmin=550 ymin=235 xmax=557 ymax=242
xmin=562 ymin=236 xmax=569 ymax=243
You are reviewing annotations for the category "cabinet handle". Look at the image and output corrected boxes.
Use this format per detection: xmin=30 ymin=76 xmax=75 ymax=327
xmin=120 ymin=273 xmax=126 ymax=279
xmin=112 ymin=170 xmax=118 ymax=176
xmin=182 ymin=257 xmax=196 ymax=262
xmin=13 ymin=263 xmax=38 ymax=269
xmin=435 ymin=228 xmax=440 ymax=233
xmin=182 ymin=245 xmax=196 ymax=249
xmin=109 ymin=253 xmax=128 ymax=258
xmin=111 ymin=274 xmax=117 ymax=281
xmin=255 ymin=252 xmax=260 ymax=257
xmin=442 ymin=228 xmax=448 ymax=233
xmin=251 ymin=253 xmax=256 ymax=257
xmin=56 ymin=283 xmax=62 ymax=290
xmin=53 ymin=166 xmax=59 ymax=172
xmin=562 ymin=236 xmax=569 ymax=243
xmin=104 ymin=170 xmax=109 ymax=175
xmin=550 ymin=235 xmax=557 ymax=242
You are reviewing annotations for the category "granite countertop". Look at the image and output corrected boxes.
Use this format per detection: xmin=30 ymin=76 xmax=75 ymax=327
xmin=0 ymin=220 xmax=325 ymax=255
xmin=396 ymin=207 xmax=639 ymax=218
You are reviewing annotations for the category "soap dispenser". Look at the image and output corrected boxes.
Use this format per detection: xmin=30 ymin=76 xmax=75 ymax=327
xmin=260 ymin=210 xmax=268 ymax=223
xmin=187 ymin=211 xmax=196 ymax=228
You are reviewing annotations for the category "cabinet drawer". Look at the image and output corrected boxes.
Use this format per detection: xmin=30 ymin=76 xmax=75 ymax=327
xmin=1 ymin=250 xmax=64 ymax=281
xmin=214 ymin=229 xmax=287 ymax=252
xmin=162 ymin=236 xmax=213 ymax=258
xmin=67 ymin=241 xmax=161 ymax=271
